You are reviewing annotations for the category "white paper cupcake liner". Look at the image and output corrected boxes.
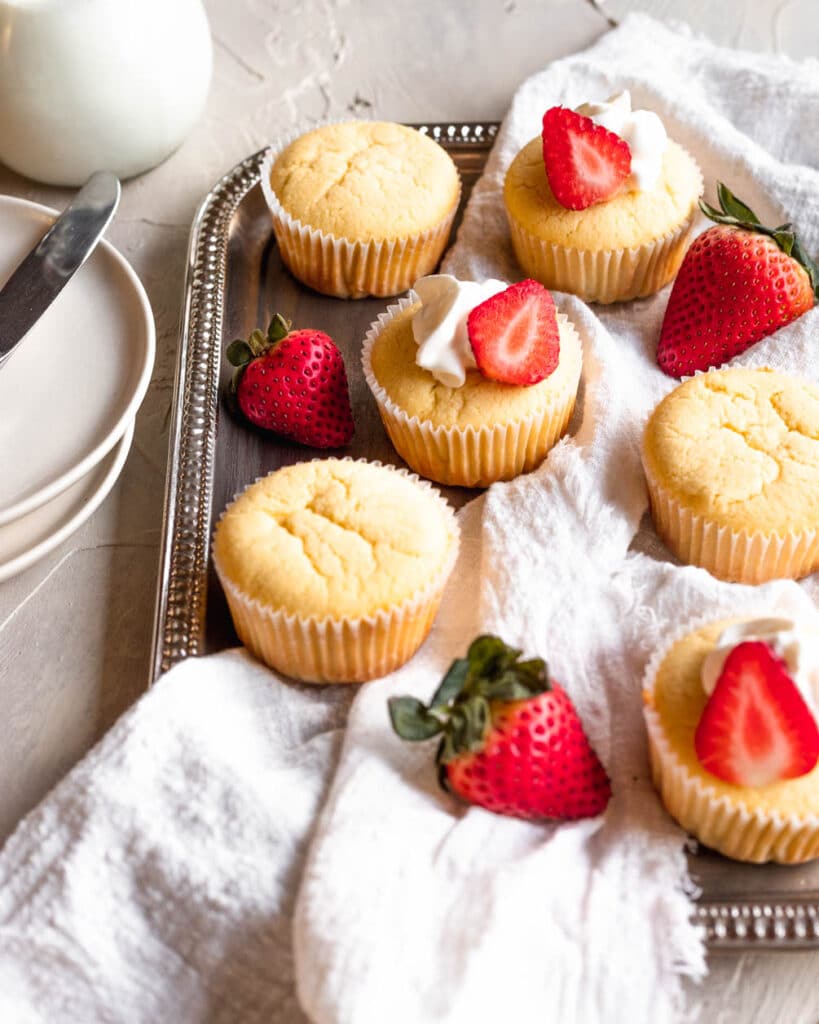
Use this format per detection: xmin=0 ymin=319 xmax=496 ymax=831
xmin=362 ymin=297 xmax=582 ymax=487
xmin=260 ymin=140 xmax=460 ymax=299
xmin=643 ymin=616 xmax=819 ymax=863
xmin=212 ymin=459 xmax=460 ymax=684
xmin=507 ymin=209 xmax=696 ymax=305
xmin=642 ymin=456 xmax=819 ymax=583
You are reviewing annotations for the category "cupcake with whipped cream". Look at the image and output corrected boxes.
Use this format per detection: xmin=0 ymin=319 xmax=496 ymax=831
xmin=643 ymin=615 xmax=819 ymax=863
xmin=362 ymin=274 xmax=582 ymax=487
xmin=503 ymin=91 xmax=703 ymax=303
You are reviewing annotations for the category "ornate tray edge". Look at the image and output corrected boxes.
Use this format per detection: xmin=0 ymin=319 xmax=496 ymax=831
xmin=148 ymin=121 xmax=819 ymax=952
xmin=695 ymin=897 xmax=819 ymax=950
xmin=149 ymin=148 xmax=267 ymax=681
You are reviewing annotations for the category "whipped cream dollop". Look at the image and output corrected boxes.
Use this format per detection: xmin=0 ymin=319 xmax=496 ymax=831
xmin=412 ymin=275 xmax=507 ymax=387
xmin=701 ymin=618 xmax=819 ymax=718
xmin=575 ymin=90 xmax=668 ymax=192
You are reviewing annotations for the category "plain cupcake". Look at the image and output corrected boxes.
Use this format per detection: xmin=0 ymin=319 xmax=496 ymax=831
xmin=212 ymin=458 xmax=460 ymax=683
xmin=643 ymin=615 xmax=819 ymax=863
xmin=503 ymin=91 xmax=703 ymax=304
xmin=362 ymin=275 xmax=582 ymax=487
xmin=641 ymin=366 xmax=819 ymax=583
xmin=261 ymin=120 xmax=461 ymax=299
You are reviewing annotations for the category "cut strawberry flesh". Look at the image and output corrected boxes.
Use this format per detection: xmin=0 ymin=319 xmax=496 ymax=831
xmin=466 ymin=279 xmax=560 ymax=386
xmin=694 ymin=641 xmax=819 ymax=787
xmin=541 ymin=106 xmax=631 ymax=211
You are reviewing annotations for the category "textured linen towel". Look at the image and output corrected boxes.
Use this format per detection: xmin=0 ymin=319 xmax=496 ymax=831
xmin=0 ymin=651 xmax=352 ymax=1024
xmin=292 ymin=14 xmax=819 ymax=1024
xmin=1 ymin=14 xmax=819 ymax=1024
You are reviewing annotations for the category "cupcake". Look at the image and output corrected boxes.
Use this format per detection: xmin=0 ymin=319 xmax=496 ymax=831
xmin=641 ymin=366 xmax=819 ymax=583
xmin=643 ymin=616 xmax=819 ymax=863
xmin=212 ymin=458 xmax=459 ymax=683
xmin=261 ymin=121 xmax=461 ymax=298
xmin=362 ymin=275 xmax=582 ymax=487
xmin=503 ymin=92 xmax=703 ymax=304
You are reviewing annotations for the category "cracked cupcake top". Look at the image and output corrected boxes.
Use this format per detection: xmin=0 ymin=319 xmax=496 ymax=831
xmin=642 ymin=367 xmax=819 ymax=534
xmin=268 ymin=121 xmax=460 ymax=241
xmin=212 ymin=459 xmax=457 ymax=618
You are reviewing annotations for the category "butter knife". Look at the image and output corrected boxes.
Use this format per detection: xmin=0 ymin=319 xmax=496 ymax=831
xmin=0 ymin=171 xmax=121 ymax=369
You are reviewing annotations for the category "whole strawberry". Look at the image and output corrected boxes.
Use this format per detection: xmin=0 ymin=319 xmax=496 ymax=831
xmin=657 ymin=183 xmax=819 ymax=378
xmin=389 ymin=635 xmax=611 ymax=821
xmin=227 ymin=314 xmax=354 ymax=448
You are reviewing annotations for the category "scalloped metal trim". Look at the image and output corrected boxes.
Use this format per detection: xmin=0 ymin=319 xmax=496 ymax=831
xmin=150 ymin=123 xmax=819 ymax=951
xmin=150 ymin=148 xmax=267 ymax=680
xmin=696 ymin=899 xmax=819 ymax=950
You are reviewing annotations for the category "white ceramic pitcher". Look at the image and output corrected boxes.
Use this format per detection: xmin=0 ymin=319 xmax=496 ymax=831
xmin=0 ymin=0 xmax=212 ymax=185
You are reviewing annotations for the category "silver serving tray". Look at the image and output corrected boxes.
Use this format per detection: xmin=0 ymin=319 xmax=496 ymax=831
xmin=150 ymin=123 xmax=819 ymax=952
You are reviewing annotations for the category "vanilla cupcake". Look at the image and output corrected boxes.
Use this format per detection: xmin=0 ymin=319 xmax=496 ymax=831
xmin=503 ymin=92 xmax=703 ymax=303
xmin=642 ymin=366 xmax=819 ymax=583
xmin=643 ymin=616 xmax=819 ymax=863
xmin=261 ymin=121 xmax=461 ymax=298
xmin=362 ymin=276 xmax=582 ymax=487
xmin=212 ymin=459 xmax=459 ymax=683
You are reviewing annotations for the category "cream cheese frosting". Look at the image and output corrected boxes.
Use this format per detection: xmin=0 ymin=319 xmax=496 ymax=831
xmin=701 ymin=618 xmax=819 ymax=717
xmin=575 ymin=90 xmax=668 ymax=192
xmin=412 ymin=275 xmax=507 ymax=387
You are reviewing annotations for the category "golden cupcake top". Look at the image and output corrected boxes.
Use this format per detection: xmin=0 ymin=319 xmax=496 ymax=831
xmin=645 ymin=618 xmax=819 ymax=817
xmin=368 ymin=300 xmax=582 ymax=429
xmin=642 ymin=367 xmax=819 ymax=535
xmin=212 ymin=459 xmax=457 ymax=620
xmin=503 ymin=137 xmax=701 ymax=251
xmin=268 ymin=121 xmax=460 ymax=242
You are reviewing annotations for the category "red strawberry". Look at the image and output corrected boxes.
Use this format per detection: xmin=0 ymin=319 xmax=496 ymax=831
xmin=466 ymin=279 xmax=560 ymax=386
xmin=695 ymin=640 xmax=819 ymax=787
xmin=540 ymin=106 xmax=631 ymax=211
xmin=227 ymin=314 xmax=354 ymax=448
xmin=657 ymin=183 xmax=819 ymax=378
xmin=389 ymin=635 xmax=611 ymax=821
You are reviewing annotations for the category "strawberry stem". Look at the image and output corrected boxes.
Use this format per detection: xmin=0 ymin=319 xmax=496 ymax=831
xmin=700 ymin=182 xmax=819 ymax=298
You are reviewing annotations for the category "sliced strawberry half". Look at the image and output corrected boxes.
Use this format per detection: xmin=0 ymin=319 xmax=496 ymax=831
xmin=541 ymin=106 xmax=631 ymax=211
xmin=694 ymin=641 xmax=819 ymax=787
xmin=466 ymin=279 xmax=560 ymax=386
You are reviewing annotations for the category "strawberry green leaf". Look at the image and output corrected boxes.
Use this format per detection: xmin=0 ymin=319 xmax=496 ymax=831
xmin=515 ymin=657 xmax=550 ymax=689
xmin=699 ymin=198 xmax=742 ymax=226
xmin=430 ymin=656 xmax=470 ymax=709
xmin=791 ymin=236 xmax=819 ymax=297
xmin=772 ymin=229 xmax=796 ymax=256
xmin=462 ymin=695 xmax=490 ymax=749
xmin=248 ymin=329 xmax=269 ymax=357
xmin=226 ymin=339 xmax=253 ymax=367
xmin=388 ymin=697 xmax=443 ymax=741
xmin=486 ymin=671 xmax=544 ymax=702
xmin=717 ymin=182 xmax=760 ymax=225
xmin=467 ymin=634 xmax=520 ymax=678
xmin=267 ymin=313 xmax=291 ymax=343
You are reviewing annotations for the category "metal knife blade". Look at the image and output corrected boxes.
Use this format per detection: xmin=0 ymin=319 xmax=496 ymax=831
xmin=0 ymin=171 xmax=121 ymax=368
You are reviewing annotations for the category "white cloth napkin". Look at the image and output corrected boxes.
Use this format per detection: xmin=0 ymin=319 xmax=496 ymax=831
xmin=2 ymin=14 xmax=819 ymax=1024
xmin=0 ymin=650 xmax=353 ymax=1024
xmin=293 ymin=13 xmax=819 ymax=1024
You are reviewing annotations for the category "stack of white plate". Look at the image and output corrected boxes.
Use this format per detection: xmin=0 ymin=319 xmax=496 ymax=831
xmin=0 ymin=196 xmax=155 ymax=583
